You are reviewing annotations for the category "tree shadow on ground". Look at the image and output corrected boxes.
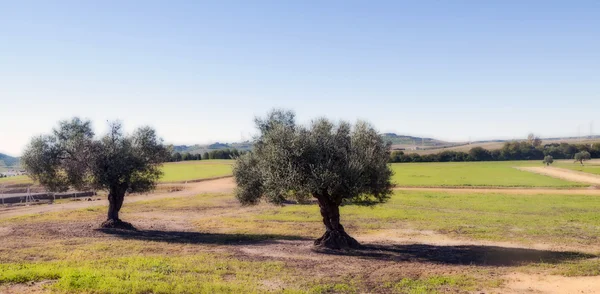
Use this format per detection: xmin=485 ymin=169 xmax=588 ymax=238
xmin=316 ymin=243 xmax=596 ymax=266
xmin=97 ymin=228 xmax=308 ymax=245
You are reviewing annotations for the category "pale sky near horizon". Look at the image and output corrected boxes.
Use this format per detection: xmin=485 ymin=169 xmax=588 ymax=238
xmin=1 ymin=1 xmax=599 ymax=156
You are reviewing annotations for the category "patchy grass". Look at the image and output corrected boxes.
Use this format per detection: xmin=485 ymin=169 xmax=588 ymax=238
xmin=4 ymin=188 xmax=600 ymax=293
xmin=159 ymin=160 xmax=233 ymax=183
xmin=391 ymin=161 xmax=584 ymax=187
xmin=188 ymin=190 xmax=600 ymax=245
xmin=0 ymin=249 xmax=298 ymax=293
xmin=386 ymin=275 xmax=477 ymax=294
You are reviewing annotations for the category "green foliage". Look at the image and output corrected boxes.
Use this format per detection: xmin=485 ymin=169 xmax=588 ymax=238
xmin=543 ymin=155 xmax=554 ymax=166
xmin=21 ymin=118 xmax=169 ymax=194
xmin=390 ymin=139 xmax=600 ymax=163
xmin=574 ymin=151 xmax=591 ymax=164
xmin=468 ymin=147 xmax=492 ymax=161
xmin=234 ymin=109 xmax=393 ymax=206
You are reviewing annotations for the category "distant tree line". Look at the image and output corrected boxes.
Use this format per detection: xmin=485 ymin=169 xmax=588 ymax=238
xmin=169 ymin=148 xmax=245 ymax=162
xmin=390 ymin=137 xmax=600 ymax=163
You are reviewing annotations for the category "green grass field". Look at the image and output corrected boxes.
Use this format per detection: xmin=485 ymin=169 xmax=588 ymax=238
xmin=159 ymin=160 xmax=233 ymax=182
xmin=390 ymin=161 xmax=584 ymax=187
xmin=2 ymin=160 xmax=595 ymax=188
xmin=0 ymin=161 xmax=234 ymax=186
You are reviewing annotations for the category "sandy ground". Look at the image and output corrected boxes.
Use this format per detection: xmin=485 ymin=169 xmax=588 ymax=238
xmin=517 ymin=166 xmax=600 ymax=186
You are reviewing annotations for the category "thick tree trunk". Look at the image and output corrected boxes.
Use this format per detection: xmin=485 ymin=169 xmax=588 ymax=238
xmin=106 ymin=190 xmax=124 ymax=221
xmin=100 ymin=187 xmax=135 ymax=230
xmin=314 ymin=196 xmax=360 ymax=249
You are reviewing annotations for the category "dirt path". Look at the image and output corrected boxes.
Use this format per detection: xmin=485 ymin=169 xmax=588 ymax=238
xmin=518 ymin=166 xmax=600 ymax=186
xmin=0 ymin=178 xmax=236 ymax=219
xmin=503 ymin=273 xmax=600 ymax=293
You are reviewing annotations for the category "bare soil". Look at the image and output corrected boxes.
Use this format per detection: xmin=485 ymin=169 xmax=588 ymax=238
xmin=517 ymin=166 xmax=600 ymax=186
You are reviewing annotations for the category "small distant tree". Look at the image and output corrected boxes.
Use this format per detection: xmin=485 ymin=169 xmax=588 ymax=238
xmin=527 ymin=133 xmax=542 ymax=147
xmin=234 ymin=109 xmax=393 ymax=249
xmin=543 ymin=155 xmax=554 ymax=166
xmin=202 ymin=152 xmax=210 ymax=160
xmin=21 ymin=118 xmax=169 ymax=228
xmin=574 ymin=151 xmax=591 ymax=165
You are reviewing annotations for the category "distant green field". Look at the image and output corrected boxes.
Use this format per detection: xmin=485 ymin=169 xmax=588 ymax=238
xmin=159 ymin=160 xmax=233 ymax=182
xmin=553 ymin=161 xmax=600 ymax=176
xmin=0 ymin=175 xmax=32 ymax=185
xmin=390 ymin=161 xmax=584 ymax=187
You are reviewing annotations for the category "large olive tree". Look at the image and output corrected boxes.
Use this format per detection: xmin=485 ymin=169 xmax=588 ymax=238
xmin=21 ymin=118 xmax=169 ymax=228
xmin=233 ymin=110 xmax=393 ymax=249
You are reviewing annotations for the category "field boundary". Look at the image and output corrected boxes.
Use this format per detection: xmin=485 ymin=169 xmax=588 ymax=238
xmin=159 ymin=175 xmax=233 ymax=185
xmin=393 ymin=184 xmax=593 ymax=189
xmin=394 ymin=187 xmax=600 ymax=195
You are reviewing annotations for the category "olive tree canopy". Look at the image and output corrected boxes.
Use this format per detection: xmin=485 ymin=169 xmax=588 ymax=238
xmin=574 ymin=151 xmax=591 ymax=165
xmin=233 ymin=110 xmax=393 ymax=249
xmin=543 ymin=155 xmax=554 ymax=166
xmin=21 ymin=118 xmax=169 ymax=228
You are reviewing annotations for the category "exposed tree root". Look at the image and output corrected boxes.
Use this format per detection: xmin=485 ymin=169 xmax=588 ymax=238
xmin=100 ymin=219 xmax=137 ymax=230
xmin=314 ymin=230 xmax=360 ymax=249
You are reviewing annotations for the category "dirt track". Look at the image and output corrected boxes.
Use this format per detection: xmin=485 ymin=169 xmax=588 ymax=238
xmin=0 ymin=178 xmax=236 ymax=219
xmin=517 ymin=166 xmax=600 ymax=186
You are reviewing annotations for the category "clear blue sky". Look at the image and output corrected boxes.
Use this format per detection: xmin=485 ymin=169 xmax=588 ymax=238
xmin=1 ymin=1 xmax=599 ymax=156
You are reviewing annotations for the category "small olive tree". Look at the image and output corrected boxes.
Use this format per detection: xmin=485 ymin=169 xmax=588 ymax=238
xmin=543 ymin=155 xmax=554 ymax=166
xmin=21 ymin=118 xmax=169 ymax=228
xmin=233 ymin=110 xmax=393 ymax=249
xmin=574 ymin=151 xmax=591 ymax=165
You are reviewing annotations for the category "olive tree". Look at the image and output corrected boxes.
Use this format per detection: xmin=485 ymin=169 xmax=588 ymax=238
xmin=21 ymin=118 xmax=169 ymax=228
xmin=233 ymin=110 xmax=393 ymax=249
xmin=574 ymin=151 xmax=591 ymax=165
xmin=543 ymin=155 xmax=554 ymax=166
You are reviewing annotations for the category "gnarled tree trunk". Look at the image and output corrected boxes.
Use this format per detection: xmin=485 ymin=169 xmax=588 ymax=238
xmin=101 ymin=186 xmax=135 ymax=229
xmin=314 ymin=195 xmax=360 ymax=249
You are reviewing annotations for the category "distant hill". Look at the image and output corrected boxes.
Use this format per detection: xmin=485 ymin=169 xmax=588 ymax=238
xmin=172 ymin=141 xmax=253 ymax=155
xmin=0 ymin=153 xmax=19 ymax=167
xmin=381 ymin=133 xmax=459 ymax=150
